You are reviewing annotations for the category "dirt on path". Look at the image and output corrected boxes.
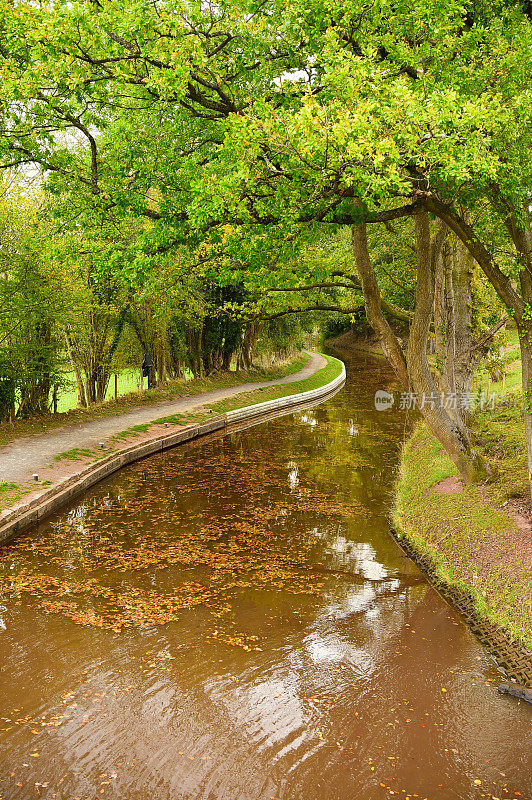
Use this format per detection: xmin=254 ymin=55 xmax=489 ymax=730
xmin=0 ymin=352 xmax=327 ymax=486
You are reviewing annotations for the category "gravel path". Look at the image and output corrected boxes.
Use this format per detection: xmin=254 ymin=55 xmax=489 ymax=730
xmin=0 ymin=352 xmax=327 ymax=484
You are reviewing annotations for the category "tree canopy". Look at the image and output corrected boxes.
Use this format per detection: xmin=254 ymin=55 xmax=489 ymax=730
xmin=0 ymin=0 xmax=531 ymax=487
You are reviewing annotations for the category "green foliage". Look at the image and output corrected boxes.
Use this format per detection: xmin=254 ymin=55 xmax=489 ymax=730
xmin=0 ymin=179 xmax=64 ymax=420
xmin=321 ymin=315 xmax=352 ymax=341
xmin=0 ymin=0 xmax=527 ymax=438
xmin=0 ymin=0 xmax=530 ymax=242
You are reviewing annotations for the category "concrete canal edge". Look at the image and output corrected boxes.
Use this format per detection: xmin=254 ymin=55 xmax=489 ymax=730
xmin=0 ymin=357 xmax=346 ymax=547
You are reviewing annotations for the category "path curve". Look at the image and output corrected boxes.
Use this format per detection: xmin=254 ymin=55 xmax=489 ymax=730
xmin=0 ymin=352 xmax=327 ymax=485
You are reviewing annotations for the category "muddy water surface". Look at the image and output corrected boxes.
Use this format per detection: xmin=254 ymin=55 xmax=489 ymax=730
xmin=0 ymin=351 xmax=530 ymax=800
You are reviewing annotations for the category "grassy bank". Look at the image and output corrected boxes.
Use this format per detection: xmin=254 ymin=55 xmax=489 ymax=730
xmin=0 ymin=353 xmax=310 ymax=449
xmin=393 ymin=329 xmax=532 ymax=650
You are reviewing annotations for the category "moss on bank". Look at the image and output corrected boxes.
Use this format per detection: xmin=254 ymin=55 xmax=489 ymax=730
xmin=393 ymin=331 xmax=532 ymax=652
xmin=394 ymin=423 xmax=531 ymax=649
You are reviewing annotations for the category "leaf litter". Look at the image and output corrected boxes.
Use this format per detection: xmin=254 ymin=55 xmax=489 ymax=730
xmin=0 ymin=431 xmax=367 ymax=646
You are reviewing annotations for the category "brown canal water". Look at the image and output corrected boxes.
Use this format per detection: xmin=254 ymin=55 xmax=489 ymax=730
xmin=0 ymin=351 xmax=530 ymax=800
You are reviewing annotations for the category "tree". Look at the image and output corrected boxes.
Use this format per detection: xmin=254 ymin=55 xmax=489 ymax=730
xmin=0 ymin=179 xmax=64 ymax=419
xmin=1 ymin=0 xmax=531 ymax=486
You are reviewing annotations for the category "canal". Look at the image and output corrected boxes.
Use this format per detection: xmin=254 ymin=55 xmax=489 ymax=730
xmin=0 ymin=350 xmax=530 ymax=800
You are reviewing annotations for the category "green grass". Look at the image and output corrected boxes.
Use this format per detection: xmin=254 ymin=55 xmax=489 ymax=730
xmin=154 ymin=354 xmax=343 ymax=422
xmin=0 ymin=480 xmax=29 ymax=511
xmin=0 ymin=353 xmax=311 ymax=448
xmin=113 ymin=352 xmax=338 ymax=438
xmin=207 ymin=354 xmax=342 ymax=415
xmin=54 ymin=369 xmax=144 ymax=414
xmin=55 ymin=361 xmax=255 ymax=414
xmin=154 ymin=411 xmax=210 ymax=426
xmin=54 ymin=447 xmax=95 ymax=462
xmin=0 ymin=480 xmax=21 ymax=495
xmin=110 ymin=423 xmax=154 ymax=443
xmin=394 ymin=334 xmax=532 ymax=649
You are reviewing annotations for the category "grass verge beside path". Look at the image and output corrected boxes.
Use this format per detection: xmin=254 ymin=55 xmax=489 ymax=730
xmin=155 ymin=354 xmax=343 ymax=425
xmin=0 ymin=480 xmax=29 ymax=509
xmin=394 ymin=329 xmax=532 ymax=651
xmin=0 ymin=353 xmax=310 ymax=449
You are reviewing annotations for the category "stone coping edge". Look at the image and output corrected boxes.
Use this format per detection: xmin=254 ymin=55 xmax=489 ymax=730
xmin=0 ymin=356 xmax=346 ymax=546
xmin=390 ymin=526 xmax=532 ymax=689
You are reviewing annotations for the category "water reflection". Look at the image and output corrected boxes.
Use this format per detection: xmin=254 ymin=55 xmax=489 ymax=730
xmin=0 ymin=349 xmax=530 ymax=800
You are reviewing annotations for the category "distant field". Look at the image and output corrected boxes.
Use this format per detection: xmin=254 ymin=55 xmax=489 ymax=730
xmin=55 ymin=369 xmax=143 ymax=413
xmin=474 ymin=327 xmax=521 ymax=397
xmin=54 ymin=366 xmax=203 ymax=412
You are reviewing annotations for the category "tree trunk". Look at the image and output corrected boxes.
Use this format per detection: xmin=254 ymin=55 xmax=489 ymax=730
xmin=434 ymin=245 xmax=449 ymax=389
xmin=158 ymin=342 xmax=167 ymax=385
xmin=16 ymin=321 xmax=53 ymax=418
xmin=64 ymin=332 xmax=88 ymax=407
xmin=451 ymin=238 xmax=477 ymax=424
xmin=222 ymin=349 xmax=232 ymax=371
xmin=186 ymin=325 xmax=204 ymax=378
xmin=507 ymin=214 xmax=532 ymax=500
xmin=85 ymin=369 xmax=97 ymax=404
xmin=434 ymin=236 xmax=476 ymax=428
xmin=95 ymin=367 xmax=110 ymax=402
xmin=0 ymin=378 xmax=16 ymax=424
xmin=424 ymin=194 xmax=532 ymax=493
xmin=351 ymin=223 xmax=409 ymax=389
xmin=237 ymin=322 xmax=264 ymax=370
xmin=408 ymin=212 xmax=491 ymax=483
xmin=517 ymin=326 xmax=532 ymax=498
xmin=352 ymin=216 xmax=492 ymax=484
